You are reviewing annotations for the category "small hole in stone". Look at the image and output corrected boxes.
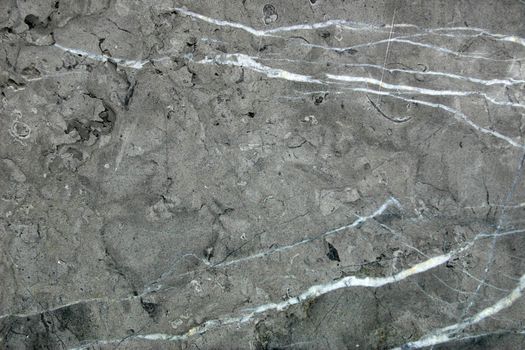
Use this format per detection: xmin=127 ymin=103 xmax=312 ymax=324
xmin=24 ymin=14 xmax=40 ymax=29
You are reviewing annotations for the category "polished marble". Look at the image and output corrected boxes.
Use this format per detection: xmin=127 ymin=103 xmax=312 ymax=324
xmin=1 ymin=1 xmax=525 ymax=349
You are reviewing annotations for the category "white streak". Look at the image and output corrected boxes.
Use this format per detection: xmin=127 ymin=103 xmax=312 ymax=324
xmin=202 ymin=54 xmax=524 ymax=108
xmin=476 ymin=228 xmax=525 ymax=239
xmin=392 ymin=274 xmax=525 ymax=349
xmin=174 ymin=7 xmax=379 ymax=37
xmin=377 ymin=9 xmax=397 ymax=102
xmin=242 ymin=253 xmax=453 ymax=314
xmin=349 ymin=87 xmax=525 ymax=149
xmin=328 ymin=73 xmax=499 ymax=96
xmin=344 ymin=63 xmax=525 ymax=86
xmin=260 ymin=57 xmax=525 ymax=87
xmin=390 ymin=38 xmax=523 ymax=62
xmin=128 ymin=249 xmax=466 ymax=345
xmin=305 ymin=37 xmax=524 ymax=62
xmin=0 ymin=296 xmax=128 ymax=321
xmin=213 ymin=197 xmax=400 ymax=268
xmin=328 ymin=73 xmax=524 ymax=108
xmin=431 ymin=27 xmax=525 ymax=47
xmin=174 ymin=7 xmax=268 ymax=36
xmin=174 ymin=7 xmax=525 ymax=51
xmin=199 ymin=55 xmax=524 ymax=148
xmin=198 ymin=53 xmax=323 ymax=84
xmin=54 ymin=43 xmax=148 ymax=69
xmin=0 ymin=198 xmax=399 ymax=321
xmin=81 ymin=254 xmax=464 ymax=350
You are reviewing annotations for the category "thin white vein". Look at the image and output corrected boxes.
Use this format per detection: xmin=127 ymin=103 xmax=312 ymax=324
xmin=349 ymin=87 xmax=525 ymax=149
xmin=431 ymin=27 xmax=525 ymax=47
xmin=394 ymin=26 xmax=525 ymax=48
xmin=392 ymin=274 xmax=525 ymax=349
xmin=300 ymin=32 xmax=525 ymax=62
xmin=304 ymin=37 xmax=524 ymax=62
xmin=460 ymin=152 xmax=525 ymax=320
xmin=377 ymin=8 xmax=397 ymax=102
xmin=174 ymin=7 xmax=525 ymax=50
xmin=69 ymin=226 xmax=501 ymax=349
xmin=174 ymin=7 xmax=380 ymax=37
xmin=1 ymin=198 xmax=398 ymax=320
xmin=52 ymin=41 xmax=525 ymax=94
xmin=199 ymin=54 xmax=523 ymax=148
xmin=391 ymin=38 xmax=523 ymax=62
xmin=67 ymin=241 xmax=476 ymax=349
xmin=198 ymin=53 xmax=323 ymax=84
xmin=264 ymin=19 xmax=376 ymax=34
xmin=298 ymin=33 xmax=423 ymax=51
xmin=0 ymin=296 xmax=131 ymax=321
xmin=259 ymin=57 xmax=525 ymax=87
xmin=258 ymin=57 xmax=525 ymax=86
xmin=460 ymin=270 xmax=511 ymax=292
xmin=58 ymin=41 xmax=522 ymax=111
xmin=201 ymin=53 xmax=524 ymax=109
xmin=476 ymin=228 xmax=525 ymax=239
xmin=212 ymin=197 xmax=400 ymax=269
xmin=443 ymin=328 xmax=525 ymax=345
xmin=129 ymin=251 xmax=461 ymax=345
xmin=326 ymin=73 xmax=525 ymax=109
xmin=430 ymin=274 xmax=477 ymax=296
xmin=174 ymin=7 xmax=269 ymax=36
xmin=349 ymin=64 xmax=525 ymax=86
xmin=54 ymin=43 xmax=149 ymax=69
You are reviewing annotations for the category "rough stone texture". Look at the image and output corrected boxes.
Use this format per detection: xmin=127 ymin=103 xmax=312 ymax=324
xmin=1 ymin=1 xmax=525 ymax=349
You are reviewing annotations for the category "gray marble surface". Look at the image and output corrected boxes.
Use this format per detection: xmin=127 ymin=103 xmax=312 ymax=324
xmin=1 ymin=1 xmax=525 ymax=349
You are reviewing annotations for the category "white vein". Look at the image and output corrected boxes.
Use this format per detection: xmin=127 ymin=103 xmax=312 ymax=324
xmin=175 ymin=7 xmax=525 ymax=64
xmin=21 ymin=11 xmax=525 ymax=349
xmin=52 ymin=45 xmax=524 ymax=111
xmin=62 ymin=224 xmax=522 ymax=350
xmin=198 ymin=53 xmax=524 ymax=149
xmin=432 ymin=27 xmax=525 ymax=47
xmin=175 ymin=7 xmax=525 ymax=50
xmin=302 ymin=36 xmax=525 ymax=62
xmin=201 ymin=53 xmax=524 ymax=109
xmin=326 ymin=73 xmax=525 ymax=109
xmin=259 ymin=57 xmax=525 ymax=87
xmin=476 ymin=228 xmax=525 ymax=239
xmin=392 ymin=274 xmax=525 ymax=349
xmin=2 ymin=197 xmax=398 ymax=320
xmin=174 ymin=7 xmax=378 ymax=37
xmin=0 ymin=295 xmax=132 ymax=321
xmin=53 ymin=43 xmax=172 ymax=69
xmin=390 ymin=38 xmax=523 ymax=62
xmin=124 ymin=250 xmax=463 ymax=346
xmin=199 ymin=53 xmax=323 ymax=84
xmin=349 ymin=87 xmax=525 ymax=149
xmin=441 ymin=328 xmax=525 ymax=346
xmin=212 ymin=197 xmax=400 ymax=269
xmin=67 ymin=239 xmax=473 ymax=349
xmin=377 ymin=8 xmax=397 ymax=102
xmin=346 ymin=63 xmax=525 ymax=86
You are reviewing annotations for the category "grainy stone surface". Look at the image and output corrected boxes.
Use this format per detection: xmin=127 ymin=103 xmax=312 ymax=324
xmin=1 ymin=1 xmax=525 ymax=349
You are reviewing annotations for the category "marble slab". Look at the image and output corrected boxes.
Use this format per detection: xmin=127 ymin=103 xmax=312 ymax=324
xmin=1 ymin=1 xmax=525 ymax=349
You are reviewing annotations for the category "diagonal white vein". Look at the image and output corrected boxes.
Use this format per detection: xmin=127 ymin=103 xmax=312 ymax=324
xmin=392 ymin=274 xmax=525 ymax=349
xmin=377 ymin=8 xmax=397 ymax=103
xmin=174 ymin=7 xmax=525 ymax=49
xmin=0 ymin=197 xmax=399 ymax=320
xmin=82 ymin=242 xmax=475 ymax=349
xmin=197 ymin=53 xmax=525 ymax=149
